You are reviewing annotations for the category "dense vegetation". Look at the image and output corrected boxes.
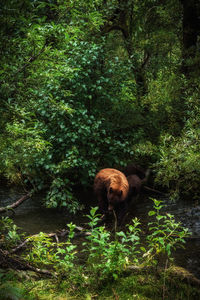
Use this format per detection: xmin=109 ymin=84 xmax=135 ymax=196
xmin=1 ymin=201 xmax=199 ymax=300
xmin=1 ymin=0 xmax=200 ymax=206
xmin=1 ymin=1 xmax=200 ymax=298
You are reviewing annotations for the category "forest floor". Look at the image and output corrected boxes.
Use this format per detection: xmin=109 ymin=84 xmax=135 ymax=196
xmin=1 ymin=266 xmax=200 ymax=300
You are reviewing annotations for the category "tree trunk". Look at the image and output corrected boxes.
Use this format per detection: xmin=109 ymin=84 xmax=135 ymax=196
xmin=181 ymin=0 xmax=200 ymax=75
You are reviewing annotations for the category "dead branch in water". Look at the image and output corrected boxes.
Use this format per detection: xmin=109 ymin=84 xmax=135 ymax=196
xmin=0 ymin=193 xmax=32 ymax=213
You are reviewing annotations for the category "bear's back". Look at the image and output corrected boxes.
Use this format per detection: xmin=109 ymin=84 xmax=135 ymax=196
xmin=94 ymin=168 xmax=129 ymax=199
xmin=127 ymin=174 xmax=142 ymax=197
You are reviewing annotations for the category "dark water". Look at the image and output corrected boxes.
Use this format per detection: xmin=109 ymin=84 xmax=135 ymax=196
xmin=1 ymin=185 xmax=200 ymax=279
xmin=0 ymin=186 xmax=88 ymax=234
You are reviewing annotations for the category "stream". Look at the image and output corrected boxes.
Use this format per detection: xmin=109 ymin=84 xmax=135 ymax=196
xmin=1 ymin=185 xmax=200 ymax=279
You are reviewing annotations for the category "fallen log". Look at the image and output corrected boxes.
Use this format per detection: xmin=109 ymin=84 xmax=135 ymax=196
xmin=0 ymin=249 xmax=55 ymax=277
xmin=125 ymin=264 xmax=200 ymax=287
xmin=3 ymin=246 xmax=200 ymax=287
xmin=0 ymin=193 xmax=32 ymax=213
xmin=166 ymin=265 xmax=200 ymax=288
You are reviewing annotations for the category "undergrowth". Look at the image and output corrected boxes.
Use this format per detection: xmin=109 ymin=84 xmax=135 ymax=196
xmin=0 ymin=199 xmax=198 ymax=300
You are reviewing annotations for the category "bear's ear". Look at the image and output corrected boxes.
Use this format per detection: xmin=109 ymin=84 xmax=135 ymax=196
xmin=109 ymin=187 xmax=113 ymax=193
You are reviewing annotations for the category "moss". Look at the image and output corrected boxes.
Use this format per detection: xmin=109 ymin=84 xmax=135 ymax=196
xmin=2 ymin=269 xmax=200 ymax=300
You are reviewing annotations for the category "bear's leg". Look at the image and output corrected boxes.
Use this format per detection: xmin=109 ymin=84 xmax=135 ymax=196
xmin=115 ymin=201 xmax=128 ymax=226
xmin=97 ymin=193 xmax=108 ymax=214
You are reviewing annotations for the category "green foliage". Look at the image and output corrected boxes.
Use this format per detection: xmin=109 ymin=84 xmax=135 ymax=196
xmin=1 ymin=2 xmax=200 ymax=298
xmin=145 ymin=199 xmax=190 ymax=265
xmin=23 ymin=204 xmax=185 ymax=285
xmin=25 ymin=223 xmax=77 ymax=272
xmin=0 ymin=284 xmax=25 ymax=300
xmin=1 ymin=0 xmax=200 ymax=207
xmin=142 ymin=72 xmax=187 ymax=138
xmin=45 ymin=178 xmax=79 ymax=211
xmin=0 ymin=3 xmax=143 ymax=210
xmin=24 ymin=222 xmax=84 ymax=285
xmin=154 ymin=116 xmax=200 ymax=199
xmin=83 ymin=207 xmax=141 ymax=282
xmin=0 ymin=202 xmax=191 ymax=295
xmin=0 ymin=217 xmax=22 ymax=249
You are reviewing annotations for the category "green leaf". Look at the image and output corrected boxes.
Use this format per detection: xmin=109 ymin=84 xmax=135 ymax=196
xmin=148 ymin=211 xmax=156 ymax=216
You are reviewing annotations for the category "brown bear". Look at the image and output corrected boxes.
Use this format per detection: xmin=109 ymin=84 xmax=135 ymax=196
xmin=126 ymin=169 xmax=150 ymax=204
xmin=93 ymin=168 xmax=129 ymax=223
xmin=126 ymin=174 xmax=143 ymax=202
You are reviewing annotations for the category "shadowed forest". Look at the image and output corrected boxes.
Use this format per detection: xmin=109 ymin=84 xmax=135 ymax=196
xmin=1 ymin=1 xmax=200 ymax=299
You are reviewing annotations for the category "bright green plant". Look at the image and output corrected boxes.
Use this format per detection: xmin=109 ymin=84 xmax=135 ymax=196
xmin=83 ymin=207 xmax=141 ymax=281
xmin=24 ymin=223 xmax=85 ymax=287
xmin=25 ymin=232 xmax=55 ymax=266
xmin=45 ymin=178 xmax=80 ymax=212
xmin=25 ymin=223 xmax=77 ymax=276
xmin=0 ymin=217 xmax=22 ymax=249
xmin=54 ymin=223 xmax=78 ymax=274
xmin=144 ymin=198 xmax=191 ymax=266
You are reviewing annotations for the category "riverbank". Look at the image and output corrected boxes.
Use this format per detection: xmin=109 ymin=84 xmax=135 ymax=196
xmin=1 ymin=185 xmax=200 ymax=280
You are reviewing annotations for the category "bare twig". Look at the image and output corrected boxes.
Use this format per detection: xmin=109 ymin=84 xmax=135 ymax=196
xmin=54 ymin=234 xmax=59 ymax=243
xmin=26 ymin=263 xmax=57 ymax=277
xmin=162 ymin=259 xmax=168 ymax=300
xmin=112 ymin=288 xmax=119 ymax=300
xmin=113 ymin=210 xmax=118 ymax=236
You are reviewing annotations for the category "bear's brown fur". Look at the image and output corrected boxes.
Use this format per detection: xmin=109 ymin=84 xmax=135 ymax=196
xmin=127 ymin=174 xmax=143 ymax=198
xmin=126 ymin=169 xmax=150 ymax=203
xmin=94 ymin=168 xmax=129 ymax=216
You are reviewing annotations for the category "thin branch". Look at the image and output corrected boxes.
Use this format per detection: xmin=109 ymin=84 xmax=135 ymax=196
xmin=0 ymin=193 xmax=32 ymax=213
xmin=9 ymin=227 xmax=91 ymax=254
xmin=0 ymin=249 xmax=56 ymax=277
xmin=26 ymin=263 xmax=57 ymax=277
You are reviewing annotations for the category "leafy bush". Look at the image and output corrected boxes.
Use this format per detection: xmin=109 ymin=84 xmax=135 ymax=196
xmin=0 ymin=200 xmax=190 ymax=289
xmin=0 ymin=12 xmax=146 ymax=211
xmin=0 ymin=217 xmax=22 ymax=250
xmin=83 ymin=207 xmax=141 ymax=282
xmin=25 ymin=223 xmax=80 ymax=280
xmin=145 ymin=199 xmax=190 ymax=265
xmin=142 ymin=72 xmax=187 ymax=138
xmin=154 ymin=119 xmax=200 ymax=199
